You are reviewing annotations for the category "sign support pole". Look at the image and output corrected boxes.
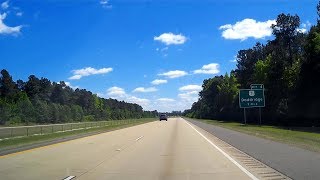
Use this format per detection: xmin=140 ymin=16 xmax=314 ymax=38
xmin=259 ymin=107 xmax=262 ymax=125
xmin=244 ymin=108 xmax=247 ymax=125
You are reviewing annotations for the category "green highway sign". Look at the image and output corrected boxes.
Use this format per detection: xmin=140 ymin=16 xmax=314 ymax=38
xmin=250 ymin=84 xmax=264 ymax=90
xmin=239 ymin=89 xmax=265 ymax=108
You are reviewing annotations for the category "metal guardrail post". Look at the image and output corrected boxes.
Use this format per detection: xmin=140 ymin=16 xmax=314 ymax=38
xmin=62 ymin=125 xmax=64 ymax=132
xmin=52 ymin=126 xmax=54 ymax=133
xmin=41 ymin=126 xmax=43 ymax=135
xmin=27 ymin=127 xmax=29 ymax=136
xmin=11 ymin=128 xmax=13 ymax=137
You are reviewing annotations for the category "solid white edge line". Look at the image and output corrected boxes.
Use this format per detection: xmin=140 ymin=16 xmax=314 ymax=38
xmin=63 ymin=175 xmax=76 ymax=180
xmin=183 ymin=119 xmax=259 ymax=180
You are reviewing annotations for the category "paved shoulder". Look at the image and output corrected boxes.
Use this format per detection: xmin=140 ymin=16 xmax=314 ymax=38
xmin=186 ymin=118 xmax=320 ymax=180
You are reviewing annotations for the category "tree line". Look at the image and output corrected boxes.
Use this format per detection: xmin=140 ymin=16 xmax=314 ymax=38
xmin=0 ymin=70 xmax=158 ymax=125
xmin=183 ymin=2 xmax=320 ymax=126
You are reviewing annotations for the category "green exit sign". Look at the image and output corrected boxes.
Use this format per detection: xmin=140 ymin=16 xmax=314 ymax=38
xmin=239 ymin=89 xmax=265 ymax=108
xmin=250 ymin=84 xmax=264 ymax=90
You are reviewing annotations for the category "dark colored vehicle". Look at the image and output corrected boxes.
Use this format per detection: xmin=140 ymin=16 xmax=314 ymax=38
xmin=159 ymin=114 xmax=168 ymax=121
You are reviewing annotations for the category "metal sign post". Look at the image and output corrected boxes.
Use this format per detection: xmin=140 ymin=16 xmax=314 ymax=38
xmin=244 ymin=108 xmax=247 ymax=125
xmin=259 ymin=107 xmax=262 ymax=125
xmin=250 ymin=84 xmax=264 ymax=125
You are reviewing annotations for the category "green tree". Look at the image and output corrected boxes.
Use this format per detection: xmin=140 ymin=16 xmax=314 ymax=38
xmin=291 ymin=7 xmax=320 ymax=122
xmin=0 ymin=69 xmax=18 ymax=102
xmin=253 ymin=55 xmax=271 ymax=84
xmin=217 ymin=73 xmax=239 ymax=108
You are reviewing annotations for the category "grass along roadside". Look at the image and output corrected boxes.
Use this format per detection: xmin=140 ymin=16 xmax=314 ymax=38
xmin=0 ymin=118 xmax=156 ymax=151
xmin=189 ymin=118 xmax=320 ymax=153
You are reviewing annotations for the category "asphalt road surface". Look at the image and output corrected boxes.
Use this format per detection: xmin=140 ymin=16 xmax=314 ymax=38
xmin=186 ymin=118 xmax=320 ymax=180
xmin=0 ymin=118 xmax=262 ymax=180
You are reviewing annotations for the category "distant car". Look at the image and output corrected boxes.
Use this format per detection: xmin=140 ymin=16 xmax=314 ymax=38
xmin=159 ymin=114 xmax=168 ymax=121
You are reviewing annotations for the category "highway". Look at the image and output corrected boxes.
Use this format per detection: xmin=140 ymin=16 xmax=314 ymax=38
xmin=0 ymin=118 xmax=287 ymax=180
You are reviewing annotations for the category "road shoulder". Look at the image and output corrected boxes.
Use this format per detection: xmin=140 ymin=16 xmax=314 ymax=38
xmin=183 ymin=118 xmax=289 ymax=180
xmin=185 ymin=118 xmax=320 ymax=180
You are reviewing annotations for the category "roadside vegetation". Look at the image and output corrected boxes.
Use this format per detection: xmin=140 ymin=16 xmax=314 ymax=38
xmin=0 ymin=118 xmax=155 ymax=151
xmin=183 ymin=2 xmax=320 ymax=127
xmin=0 ymin=70 xmax=158 ymax=126
xmin=192 ymin=118 xmax=320 ymax=153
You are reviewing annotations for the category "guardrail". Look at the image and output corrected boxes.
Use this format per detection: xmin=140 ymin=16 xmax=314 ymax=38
xmin=0 ymin=119 xmax=140 ymax=140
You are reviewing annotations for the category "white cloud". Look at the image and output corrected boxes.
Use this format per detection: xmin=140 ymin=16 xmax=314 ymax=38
xmin=151 ymin=79 xmax=167 ymax=85
xmin=161 ymin=47 xmax=168 ymax=51
xmin=69 ymin=75 xmax=82 ymax=80
xmin=0 ymin=13 xmax=22 ymax=35
xmin=1 ymin=1 xmax=9 ymax=9
xmin=16 ymin=12 xmax=23 ymax=17
xmin=107 ymin=86 xmax=126 ymax=97
xmin=154 ymin=32 xmax=187 ymax=45
xmin=157 ymin=98 xmax=175 ymax=102
xmin=152 ymin=90 xmax=198 ymax=112
xmin=146 ymin=98 xmax=176 ymax=112
xmin=100 ymin=86 xmax=151 ymax=110
xmin=297 ymin=28 xmax=307 ymax=33
xmin=177 ymin=85 xmax=201 ymax=111
xmin=101 ymin=85 xmax=200 ymax=112
xmin=298 ymin=21 xmax=312 ymax=34
xmin=193 ymin=63 xmax=220 ymax=74
xmin=158 ymin=70 xmax=188 ymax=79
xmin=219 ymin=18 xmax=276 ymax=41
xmin=65 ymin=82 xmax=79 ymax=89
xmin=126 ymin=96 xmax=150 ymax=107
xmin=100 ymin=0 xmax=108 ymax=5
xmin=179 ymin=85 xmax=202 ymax=92
xmin=133 ymin=87 xmax=158 ymax=93
xmin=69 ymin=67 xmax=113 ymax=80
xmin=229 ymin=56 xmax=237 ymax=63
xmin=73 ymin=67 xmax=112 ymax=76
xmin=156 ymin=46 xmax=169 ymax=57
xmin=178 ymin=91 xmax=199 ymax=102
xmin=100 ymin=0 xmax=112 ymax=9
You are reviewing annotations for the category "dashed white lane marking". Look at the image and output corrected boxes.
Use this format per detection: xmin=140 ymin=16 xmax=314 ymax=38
xmin=184 ymin=119 xmax=259 ymax=180
xmin=135 ymin=135 xmax=144 ymax=141
xmin=62 ymin=175 xmax=76 ymax=180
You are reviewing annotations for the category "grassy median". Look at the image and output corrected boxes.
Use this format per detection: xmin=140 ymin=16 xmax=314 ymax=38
xmin=190 ymin=118 xmax=320 ymax=153
xmin=0 ymin=118 xmax=156 ymax=151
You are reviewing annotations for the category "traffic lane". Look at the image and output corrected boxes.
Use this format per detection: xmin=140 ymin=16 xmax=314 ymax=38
xmin=0 ymin=120 xmax=164 ymax=180
xmin=186 ymin=118 xmax=320 ymax=180
xmin=78 ymin=118 xmax=251 ymax=180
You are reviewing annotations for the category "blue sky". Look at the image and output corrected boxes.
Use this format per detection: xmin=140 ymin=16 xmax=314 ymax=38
xmin=0 ymin=0 xmax=318 ymax=112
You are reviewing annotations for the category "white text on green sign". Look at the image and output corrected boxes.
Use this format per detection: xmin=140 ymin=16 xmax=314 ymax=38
xmin=239 ymin=89 xmax=265 ymax=108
